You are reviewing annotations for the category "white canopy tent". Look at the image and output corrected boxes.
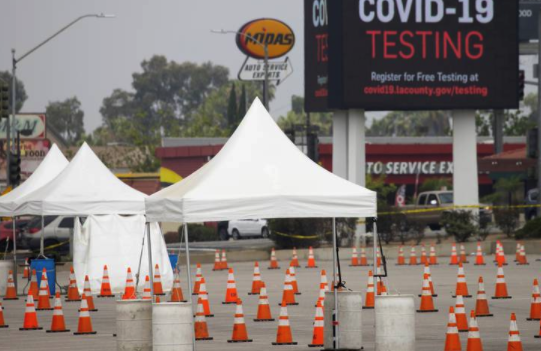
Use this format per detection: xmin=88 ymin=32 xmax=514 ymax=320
xmin=146 ymin=98 xmax=376 ymax=222
xmin=14 ymin=142 xmax=146 ymax=216
xmin=0 ymin=143 xmax=68 ymax=216
xmin=145 ymin=98 xmax=377 ymax=348
xmin=0 ymin=143 xmax=68 ymax=289
xmin=13 ymin=142 xmax=172 ymax=293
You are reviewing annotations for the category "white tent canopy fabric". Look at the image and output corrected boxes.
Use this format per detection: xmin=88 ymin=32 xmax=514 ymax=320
xmin=14 ymin=142 xmax=147 ymax=216
xmin=0 ymin=144 xmax=69 ymax=216
xmin=145 ymin=98 xmax=377 ymax=223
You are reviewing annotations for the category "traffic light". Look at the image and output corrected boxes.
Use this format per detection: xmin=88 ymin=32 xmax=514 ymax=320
xmin=8 ymin=152 xmax=21 ymax=186
xmin=527 ymin=128 xmax=538 ymax=159
xmin=307 ymin=132 xmax=319 ymax=162
xmin=0 ymin=83 xmax=9 ymax=119
xmin=519 ymin=70 xmax=525 ymax=101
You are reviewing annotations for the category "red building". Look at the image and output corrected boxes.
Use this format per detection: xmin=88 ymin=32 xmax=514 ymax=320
xmin=156 ymin=136 xmax=526 ymax=197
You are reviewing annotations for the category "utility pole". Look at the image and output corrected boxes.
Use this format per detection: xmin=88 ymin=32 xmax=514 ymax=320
xmin=538 ymin=9 xmax=541 ymax=216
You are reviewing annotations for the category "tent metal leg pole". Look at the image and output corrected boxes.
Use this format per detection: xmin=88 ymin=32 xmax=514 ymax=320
xmin=12 ymin=217 xmax=17 ymax=293
xmin=146 ymin=222 xmax=155 ymax=297
xmin=373 ymin=219 xmax=378 ymax=295
xmin=332 ymin=217 xmax=339 ymax=350
xmin=40 ymin=216 xmax=45 ymax=258
xmin=183 ymin=223 xmax=196 ymax=351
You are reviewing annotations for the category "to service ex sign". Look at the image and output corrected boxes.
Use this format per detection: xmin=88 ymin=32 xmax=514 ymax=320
xmin=325 ymin=0 xmax=519 ymax=111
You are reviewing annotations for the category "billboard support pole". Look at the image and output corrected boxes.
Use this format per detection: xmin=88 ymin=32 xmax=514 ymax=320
xmin=452 ymin=110 xmax=480 ymax=217
xmin=537 ymin=9 xmax=541 ymax=216
xmin=347 ymin=110 xmax=366 ymax=246
xmin=493 ymin=110 xmax=504 ymax=154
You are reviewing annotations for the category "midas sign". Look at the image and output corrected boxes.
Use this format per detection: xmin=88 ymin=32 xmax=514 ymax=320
xmin=236 ymin=18 xmax=295 ymax=59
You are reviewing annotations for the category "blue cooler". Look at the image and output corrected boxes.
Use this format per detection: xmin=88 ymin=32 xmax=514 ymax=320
xmin=169 ymin=253 xmax=179 ymax=272
xmin=30 ymin=258 xmax=56 ymax=295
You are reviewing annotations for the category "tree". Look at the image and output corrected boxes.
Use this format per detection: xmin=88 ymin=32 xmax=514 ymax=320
xmin=0 ymin=71 xmax=28 ymax=112
xmin=46 ymin=97 xmax=85 ymax=145
xmin=368 ymin=110 xmax=450 ymax=136
xmin=419 ymin=178 xmax=452 ymax=193
xmin=238 ymin=84 xmax=247 ymax=119
xmin=277 ymin=96 xmax=333 ymax=136
xmin=227 ymin=83 xmax=238 ymax=129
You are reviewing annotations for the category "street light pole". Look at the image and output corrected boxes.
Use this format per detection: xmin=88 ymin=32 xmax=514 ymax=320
xmin=8 ymin=13 xmax=115 ymax=185
xmin=211 ymin=29 xmax=270 ymax=110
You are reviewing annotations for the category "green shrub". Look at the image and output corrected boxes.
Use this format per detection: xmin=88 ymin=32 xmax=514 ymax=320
xmin=493 ymin=208 xmax=520 ymax=238
xmin=268 ymin=218 xmax=324 ymax=249
xmin=440 ymin=210 xmax=477 ymax=242
xmin=515 ymin=217 xmax=541 ymax=239
xmin=173 ymin=224 xmax=219 ymax=242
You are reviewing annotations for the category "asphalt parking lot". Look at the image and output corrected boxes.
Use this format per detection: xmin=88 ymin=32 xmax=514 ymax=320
xmin=1 ymin=252 xmax=541 ymax=351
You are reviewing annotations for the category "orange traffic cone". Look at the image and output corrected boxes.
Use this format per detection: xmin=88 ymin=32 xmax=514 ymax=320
xmin=289 ymin=265 xmax=301 ymax=295
xmin=350 ymin=247 xmax=359 ymax=266
xmin=281 ymin=269 xmax=297 ymax=306
xmin=248 ymin=262 xmax=264 ymax=295
xmin=193 ymin=263 xmax=202 ymax=295
xmin=535 ymin=319 xmax=541 ymax=339
xmin=82 ymin=275 xmax=98 ymax=311
xmin=97 ymin=265 xmax=115 ymax=298
xmin=223 ymin=268 xmax=238 ymax=304
xmin=417 ymin=273 xmax=438 ymax=313
xmin=418 ymin=262 xmax=437 ymax=297
xmin=194 ymin=297 xmax=213 ymax=340
xmin=507 ymin=313 xmax=523 ymax=351
xmin=308 ymin=300 xmax=324 ymax=347
xmin=74 ymin=293 xmax=97 ymax=335
xmin=396 ymin=245 xmax=405 ymax=265
xmin=141 ymin=275 xmax=152 ymax=300
xmin=269 ymin=248 xmax=280 ymax=269
xmin=466 ymin=311 xmax=483 ymax=351
xmin=409 ymin=246 xmax=418 ymax=265
xmin=37 ymin=268 xmax=53 ymax=311
xmin=527 ymin=279 xmax=541 ymax=321
xmin=363 ymin=270 xmax=375 ymax=310
xmin=474 ymin=243 xmax=485 ymax=266
xmin=492 ymin=263 xmax=511 ymax=299
xmin=212 ymin=250 xmax=221 ymax=271
xmin=429 ymin=244 xmax=438 ymax=265
xmin=315 ymin=270 xmax=328 ymax=307
xmin=153 ymin=264 xmax=164 ymax=296
xmin=221 ymin=249 xmax=229 ymax=270
xmin=454 ymin=262 xmax=472 ymax=298
xmin=444 ymin=306 xmax=461 ymax=351
xmin=475 ymin=277 xmax=493 ymax=317
xmin=306 ymin=246 xmax=318 ymax=268
xmin=272 ymin=301 xmax=297 ymax=345
xmin=3 ymin=270 xmax=18 ymax=300
xmin=460 ymin=244 xmax=469 ymax=264
xmin=455 ymin=295 xmax=469 ymax=332
xmin=198 ymin=277 xmax=213 ymax=317
xmin=19 ymin=294 xmax=42 ymax=330
xmin=514 ymin=242 xmax=521 ymax=262
xmin=359 ymin=246 xmax=368 ymax=266
xmin=496 ymin=243 xmax=508 ymax=266
xmin=227 ymin=299 xmax=252 ymax=343
xmin=23 ymin=258 xmax=29 ymax=279
xmin=450 ymin=243 xmax=459 ymax=265
xmin=169 ymin=269 xmax=186 ymax=302
xmin=0 ymin=302 xmax=7 ymax=328
xmin=290 ymin=247 xmax=300 ymax=268
xmin=517 ymin=245 xmax=529 ymax=265
xmin=420 ymin=244 xmax=427 ymax=265
xmin=122 ymin=267 xmax=136 ymax=300
xmin=377 ymin=277 xmax=388 ymax=296
xmin=376 ymin=247 xmax=382 ymax=267
xmin=46 ymin=292 xmax=69 ymax=333
xmin=254 ymin=285 xmax=274 ymax=321
xmin=28 ymin=269 xmax=39 ymax=300
xmin=66 ymin=266 xmax=81 ymax=302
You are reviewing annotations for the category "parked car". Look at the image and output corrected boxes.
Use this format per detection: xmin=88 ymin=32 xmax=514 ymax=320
xmin=0 ymin=219 xmax=31 ymax=250
xmin=217 ymin=219 xmax=269 ymax=240
xmin=394 ymin=191 xmax=492 ymax=230
xmin=525 ymin=188 xmax=538 ymax=221
xmin=20 ymin=216 xmax=80 ymax=255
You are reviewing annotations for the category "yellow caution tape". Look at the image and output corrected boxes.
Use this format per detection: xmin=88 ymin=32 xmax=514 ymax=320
xmin=273 ymin=231 xmax=320 ymax=240
xmin=373 ymin=204 xmax=541 ymax=217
